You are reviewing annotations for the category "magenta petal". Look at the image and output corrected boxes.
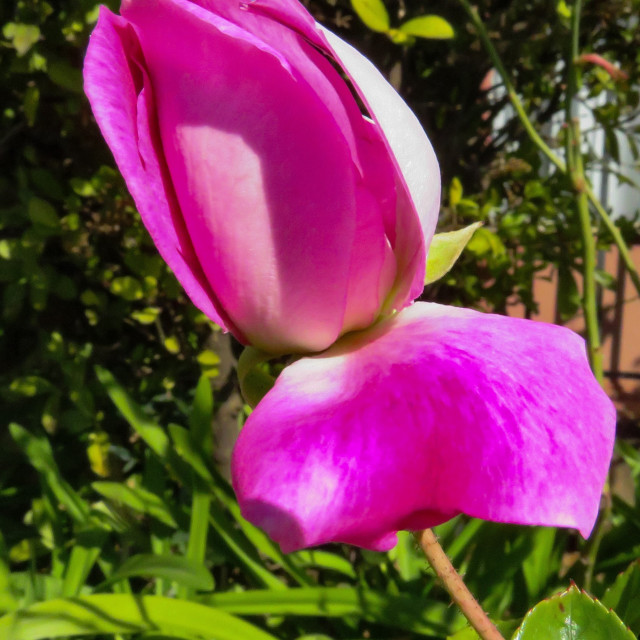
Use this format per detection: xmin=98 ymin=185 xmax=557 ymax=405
xmin=232 ymin=303 xmax=616 ymax=552
xmin=83 ymin=7 xmax=231 ymax=334
xmin=119 ymin=0 xmax=402 ymax=353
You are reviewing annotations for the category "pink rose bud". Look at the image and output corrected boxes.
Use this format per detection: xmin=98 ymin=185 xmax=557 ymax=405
xmin=83 ymin=0 xmax=440 ymax=354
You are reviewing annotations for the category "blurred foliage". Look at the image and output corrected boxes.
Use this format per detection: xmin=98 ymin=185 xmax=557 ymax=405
xmin=1 ymin=0 xmax=640 ymax=639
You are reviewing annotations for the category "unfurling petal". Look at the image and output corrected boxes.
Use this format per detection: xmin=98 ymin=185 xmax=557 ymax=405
xmin=232 ymin=303 xmax=616 ymax=552
xmin=85 ymin=0 xmax=441 ymax=353
xmin=83 ymin=7 xmax=232 ymax=334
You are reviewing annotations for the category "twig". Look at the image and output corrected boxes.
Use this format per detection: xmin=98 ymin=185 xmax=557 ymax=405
xmin=416 ymin=529 xmax=504 ymax=640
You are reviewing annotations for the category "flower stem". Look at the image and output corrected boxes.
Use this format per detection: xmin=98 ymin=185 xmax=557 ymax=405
xmin=565 ymin=0 xmax=603 ymax=382
xmin=416 ymin=529 xmax=505 ymax=640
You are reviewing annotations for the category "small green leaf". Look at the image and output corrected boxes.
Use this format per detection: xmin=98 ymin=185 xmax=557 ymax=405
xmin=27 ymin=197 xmax=59 ymax=230
xmin=110 ymin=276 xmax=144 ymax=301
xmin=164 ymin=335 xmax=180 ymax=354
xmin=351 ymin=0 xmax=390 ymax=32
xmin=105 ymin=554 xmax=214 ymax=591
xmin=513 ymin=584 xmax=636 ymax=640
xmin=450 ymin=177 xmax=463 ymax=208
xmin=398 ymin=15 xmax=454 ymax=40
xmin=557 ymin=0 xmax=572 ymax=17
xmin=197 ymin=349 xmax=220 ymax=377
xmin=3 ymin=23 xmax=40 ymax=56
xmin=594 ymin=268 xmax=616 ymax=289
xmin=131 ymin=307 xmax=160 ymax=325
xmin=557 ymin=265 xmax=580 ymax=322
xmin=92 ymin=481 xmax=178 ymax=528
xmin=388 ymin=29 xmax=412 ymax=45
xmin=425 ymin=222 xmax=482 ymax=285
xmin=602 ymin=560 xmax=640 ymax=634
xmin=23 ymin=85 xmax=39 ymax=127
xmin=465 ymin=226 xmax=505 ymax=258
xmin=9 ymin=376 xmax=52 ymax=397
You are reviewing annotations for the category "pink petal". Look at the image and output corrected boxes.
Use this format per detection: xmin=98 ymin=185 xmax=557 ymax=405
xmin=83 ymin=7 xmax=232 ymax=334
xmin=120 ymin=0 xmax=399 ymax=353
xmin=319 ymin=27 xmax=441 ymax=307
xmin=232 ymin=302 xmax=616 ymax=552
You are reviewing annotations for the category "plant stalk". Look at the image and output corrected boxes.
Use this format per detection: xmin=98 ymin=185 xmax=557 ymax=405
xmin=457 ymin=0 xmax=640 ymax=299
xmin=564 ymin=0 xmax=603 ymax=381
xmin=417 ymin=529 xmax=504 ymax=640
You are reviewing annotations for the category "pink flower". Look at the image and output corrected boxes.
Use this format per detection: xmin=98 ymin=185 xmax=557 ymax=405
xmin=84 ymin=0 xmax=439 ymax=354
xmin=85 ymin=0 xmax=615 ymax=552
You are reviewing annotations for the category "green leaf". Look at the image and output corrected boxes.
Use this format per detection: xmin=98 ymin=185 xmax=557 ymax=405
xmin=398 ymin=15 xmax=454 ymax=40
xmin=450 ymin=177 xmax=463 ymax=208
xmin=0 ymin=595 xmax=277 ymax=640
xmin=164 ymin=335 xmax=180 ymax=354
xmin=602 ymin=560 xmax=640 ymax=634
xmin=104 ymin=554 xmax=214 ymax=591
xmin=196 ymin=349 xmax=220 ymax=378
xmin=465 ymin=226 xmax=505 ymax=258
xmin=351 ymin=0 xmax=390 ymax=32
xmin=189 ymin=375 xmax=214 ymax=458
xmin=425 ymin=222 xmax=482 ymax=285
xmin=557 ymin=265 xmax=581 ymax=322
xmin=293 ymin=550 xmax=356 ymax=579
xmin=110 ymin=276 xmax=144 ymax=301
xmin=556 ymin=0 xmax=572 ymax=18
xmin=62 ymin=529 xmax=107 ymax=597
xmin=131 ymin=307 xmax=160 ymax=325
xmin=388 ymin=531 xmax=422 ymax=581
xmin=204 ymin=587 xmax=465 ymax=636
xmin=2 ymin=23 xmax=40 ymax=56
xmin=27 ymin=198 xmax=59 ymax=230
xmin=9 ymin=376 xmax=52 ymax=397
xmin=521 ymin=528 xmax=557 ymax=600
xmin=92 ymin=482 xmax=178 ymax=528
xmin=23 ymin=85 xmax=39 ymax=127
xmin=447 ymin=619 xmax=520 ymax=639
xmin=9 ymin=424 xmax=89 ymax=525
xmin=95 ymin=367 xmax=171 ymax=458
xmin=513 ymin=584 xmax=636 ymax=640
xmin=168 ymin=424 xmax=214 ymax=484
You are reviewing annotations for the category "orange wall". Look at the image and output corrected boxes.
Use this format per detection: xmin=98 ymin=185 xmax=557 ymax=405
xmin=508 ymin=246 xmax=640 ymax=416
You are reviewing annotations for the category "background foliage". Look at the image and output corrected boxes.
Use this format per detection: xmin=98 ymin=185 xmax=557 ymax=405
xmin=1 ymin=0 xmax=639 ymax=638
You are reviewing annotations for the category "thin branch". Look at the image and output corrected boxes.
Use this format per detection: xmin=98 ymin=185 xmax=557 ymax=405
xmin=416 ymin=529 xmax=505 ymax=640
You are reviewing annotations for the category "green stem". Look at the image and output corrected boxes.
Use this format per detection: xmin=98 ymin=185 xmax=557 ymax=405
xmin=564 ymin=0 xmax=603 ymax=381
xmin=457 ymin=0 xmax=640 ymax=298
xmin=584 ymin=183 xmax=640 ymax=295
xmin=457 ymin=0 xmax=565 ymax=172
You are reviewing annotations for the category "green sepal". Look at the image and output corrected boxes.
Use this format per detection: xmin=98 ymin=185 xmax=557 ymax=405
xmin=425 ymin=222 xmax=482 ymax=285
xmin=237 ymin=346 xmax=277 ymax=409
